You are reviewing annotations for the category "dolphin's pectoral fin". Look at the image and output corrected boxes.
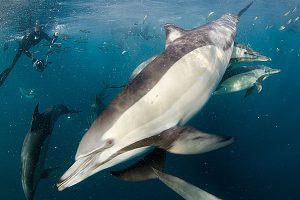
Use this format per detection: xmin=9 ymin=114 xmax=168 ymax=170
xmin=111 ymin=147 xmax=222 ymax=200
xmin=164 ymin=23 xmax=187 ymax=48
xmin=255 ymin=75 xmax=267 ymax=93
xmin=152 ymin=168 xmax=222 ymax=200
xmin=111 ymin=148 xmax=166 ymax=182
xmin=156 ymin=126 xmax=234 ymax=155
xmin=244 ymin=86 xmax=255 ymax=98
xmin=41 ymin=166 xmax=60 ymax=179
xmin=255 ymin=82 xmax=262 ymax=93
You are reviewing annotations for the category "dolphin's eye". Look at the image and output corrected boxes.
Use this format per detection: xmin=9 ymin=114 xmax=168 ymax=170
xmin=106 ymin=139 xmax=114 ymax=146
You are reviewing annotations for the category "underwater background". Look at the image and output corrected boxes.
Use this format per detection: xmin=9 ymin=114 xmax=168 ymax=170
xmin=0 ymin=0 xmax=300 ymax=199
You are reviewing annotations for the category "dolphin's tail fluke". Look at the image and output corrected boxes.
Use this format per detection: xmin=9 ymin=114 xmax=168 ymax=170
xmin=238 ymin=1 xmax=254 ymax=17
xmin=111 ymin=148 xmax=222 ymax=200
xmin=0 ymin=67 xmax=13 ymax=87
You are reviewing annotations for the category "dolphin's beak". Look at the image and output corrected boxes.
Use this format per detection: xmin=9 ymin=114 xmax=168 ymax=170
xmin=255 ymin=53 xmax=271 ymax=61
xmin=57 ymin=155 xmax=96 ymax=191
xmin=259 ymin=55 xmax=271 ymax=61
xmin=57 ymin=146 xmax=151 ymax=191
xmin=270 ymin=68 xmax=281 ymax=74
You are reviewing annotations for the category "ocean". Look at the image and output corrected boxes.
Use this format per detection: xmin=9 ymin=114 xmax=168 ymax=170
xmin=0 ymin=0 xmax=299 ymax=199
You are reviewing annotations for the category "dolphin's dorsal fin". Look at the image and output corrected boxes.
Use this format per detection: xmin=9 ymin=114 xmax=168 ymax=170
xmin=30 ymin=103 xmax=42 ymax=132
xmin=164 ymin=23 xmax=187 ymax=48
xmin=33 ymin=103 xmax=40 ymax=118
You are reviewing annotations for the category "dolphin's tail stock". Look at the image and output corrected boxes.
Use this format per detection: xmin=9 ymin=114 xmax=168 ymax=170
xmin=111 ymin=148 xmax=222 ymax=200
xmin=237 ymin=1 xmax=254 ymax=17
xmin=0 ymin=67 xmax=13 ymax=87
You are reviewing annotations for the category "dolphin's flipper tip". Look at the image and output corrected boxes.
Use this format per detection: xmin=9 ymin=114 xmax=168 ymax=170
xmin=238 ymin=1 xmax=254 ymax=17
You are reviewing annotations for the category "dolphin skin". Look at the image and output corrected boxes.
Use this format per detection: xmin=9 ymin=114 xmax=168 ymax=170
xmin=213 ymin=65 xmax=280 ymax=97
xmin=57 ymin=2 xmax=253 ymax=191
xmin=21 ymin=103 xmax=80 ymax=200
xmin=130 ymin=42 xmax=270 ymax=81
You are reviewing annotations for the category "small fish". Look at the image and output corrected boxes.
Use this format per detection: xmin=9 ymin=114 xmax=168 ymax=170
xmin=254 ymin=16 xmax=258 ymax=20
xmin=279 ymin=26 xmax=285 ymax=31
xmin=143 ymin=15 xmax=148 ymax=24
xmin=292 ymin=7 xmax=297 ymax=13
xmin=276 ymin=48 xmax=280 ymax=52
xmin=294 ymin=17 xmax=299 ymax=22
xmin=283 ymin=10 xmax=291 ymax=16
xmin=207 ymin=11 xmax=214 ymax=18
xmin=287 ymin=19 xmax=292 ymax=24
xmin=121 ymin=50 xmax=127 ymax=55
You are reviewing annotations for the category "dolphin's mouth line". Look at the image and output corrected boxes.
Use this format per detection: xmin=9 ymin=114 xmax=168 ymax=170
xmin=57 ymin=155 xmax=94 ymax=190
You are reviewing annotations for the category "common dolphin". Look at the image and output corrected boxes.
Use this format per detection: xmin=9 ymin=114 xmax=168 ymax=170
xmin=130 ymin=43 xmax=270 ymax=81
xmin=111 ymin=148 xmax=222 ymax=200
xmin=230 ymin=43 xmax=271 ymax=63
xmin=213 ymin=65 xmax=280 ymax=97
xmin=57 ymin=2 xmax=253 ymax=191
xmin=21 ymin=103 xmax=80 ymax=200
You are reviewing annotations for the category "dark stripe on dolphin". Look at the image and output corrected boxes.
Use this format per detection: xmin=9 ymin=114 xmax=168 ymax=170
xmin=87 ymin=15 xmax=238 ymax=149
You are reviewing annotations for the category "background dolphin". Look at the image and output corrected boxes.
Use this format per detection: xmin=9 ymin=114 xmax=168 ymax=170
xmin=230 ymin=43 xmax=271 ymax=63
xmin=21 ymin=103 xmax=80 ymax=200
xmin=57 ymin=2 xmax=253 ymax=191
xmin=213 ymin=65 xmax=280 ymax=97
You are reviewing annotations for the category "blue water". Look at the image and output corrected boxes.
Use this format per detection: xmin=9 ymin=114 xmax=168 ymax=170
xmin=0 ymin=0 xmax=300 ymax=199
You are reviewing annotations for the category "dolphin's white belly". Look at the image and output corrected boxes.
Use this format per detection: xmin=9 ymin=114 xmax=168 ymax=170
xmin=99 ymin=44 xmax=233 ymax=162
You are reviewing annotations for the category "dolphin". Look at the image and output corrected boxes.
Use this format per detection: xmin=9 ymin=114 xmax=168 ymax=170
xmin=21 ymin=103 xmax=80 ymax=200
xmin=0 ymin=67 xmax=13 ymax=87
xmin=57 ymin=2 xmax=253 ymax=191
xmin=213 ymin=65 xmax=280 ymax=97
xmin=130 ymin=43 xmax=270 ymax=81
xmin=111 ymin=148 xmax=222 ymax=200
xmin=230 ymin=43 xmax=271 ymax=63
xmin=19 ymin=88 xmax=36 ymax=99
